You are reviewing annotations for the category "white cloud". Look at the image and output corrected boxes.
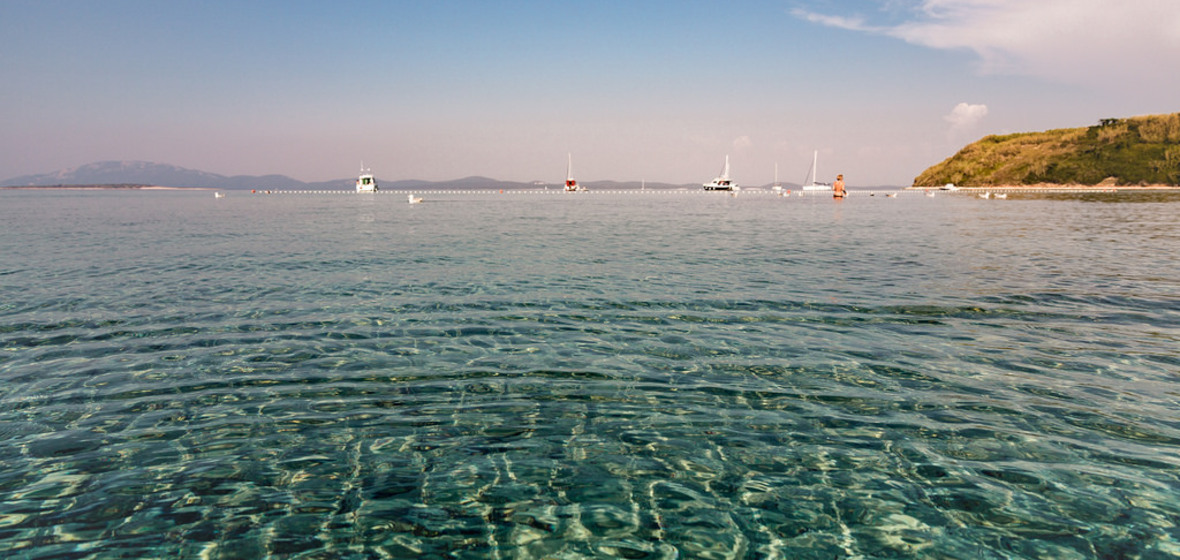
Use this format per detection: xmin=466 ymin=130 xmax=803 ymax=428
xmin=791 ymin=9 xmax=874 ymax=32
xmin=795 ymin=0 xmax=1180 ymax=90
xmin=945 ymin=102 xmax=988 ymax=130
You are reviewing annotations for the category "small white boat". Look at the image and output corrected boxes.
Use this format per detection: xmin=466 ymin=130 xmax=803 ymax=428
xmin=979 ymin=192 xmax=991 ymax=199
xmin=214 ymin=192 xmax=225 ymax=198
xmin=564 ymin=153 xmax=585 ymax=192
xmin=771 ymin=163 xmax=783 ymax=192
xmin=925 ymin=191 xmax=935 ymax=197
xmin=356 ymin=163 xmax=378 ymax=193
xmin=703 ymin=155 xmax=738 ymax=191
xmin=885 ymin=193 xmax=897 ymax=198
xmin=994 ymin=193 xmax=1008 ymax=199
xmin=940 ymin=183 xmax=959 ymax=191
xmin=407 ymin=194 xmax=422 ymax=204
xmin=801 ymin=150 xmax=832 ymax=191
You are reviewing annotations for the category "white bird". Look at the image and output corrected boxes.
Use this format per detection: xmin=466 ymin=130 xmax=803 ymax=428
xmin=994 ymin=193 xmax=1008 ymax=199
xmin=979 ymin=192 xmax=991 ymax=199
xmin=214 ymin=192 xmax=225 ymax=198
xmin=407 ymin=194 xmax=423 ymax=204
xmin=925 ymin=191 xmax=935 ymax=197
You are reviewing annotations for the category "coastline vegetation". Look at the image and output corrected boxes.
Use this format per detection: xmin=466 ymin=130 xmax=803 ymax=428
xmin=914 ymin=113 xmax=1180 ymax=187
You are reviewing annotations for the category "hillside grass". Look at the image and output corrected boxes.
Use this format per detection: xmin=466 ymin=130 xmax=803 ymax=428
xmin=914 ymin=113 xmax=1180 ymax=186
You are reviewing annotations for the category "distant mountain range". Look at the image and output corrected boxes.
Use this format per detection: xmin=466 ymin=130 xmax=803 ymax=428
xmin=0 ymin=161 xmax=704 ymax=190
xmin=0 ymin=161 xmax=292 ymax=189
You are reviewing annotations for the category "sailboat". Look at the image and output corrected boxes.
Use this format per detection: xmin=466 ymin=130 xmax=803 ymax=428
xmin=356 ymin=163 xmax=378 ymax=193
xmin=772 ymin=163 xmax=783 ymax=192
xmin=801 ymin=150 xmax=831 ymax=191
xmin=703 ymin=155 xmax=738 ymax=191
xmin=564 ymin=153 xmax=585 ymax=192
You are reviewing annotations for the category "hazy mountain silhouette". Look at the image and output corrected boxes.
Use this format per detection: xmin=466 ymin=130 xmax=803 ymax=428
xmin=1 ymin=160 xmax=707 ymax=190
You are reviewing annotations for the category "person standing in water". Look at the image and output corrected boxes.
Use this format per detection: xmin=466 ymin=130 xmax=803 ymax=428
xmin=833 ymin=174 xmax=846 ymax=198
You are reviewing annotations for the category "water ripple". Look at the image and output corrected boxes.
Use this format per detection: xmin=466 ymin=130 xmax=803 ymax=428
xmin=3 ymin=191 xmax=1180 ymax=557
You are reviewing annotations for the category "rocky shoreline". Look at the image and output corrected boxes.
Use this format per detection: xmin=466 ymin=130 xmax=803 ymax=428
xmin=908 ymin=184 xmax=1180 ymax=191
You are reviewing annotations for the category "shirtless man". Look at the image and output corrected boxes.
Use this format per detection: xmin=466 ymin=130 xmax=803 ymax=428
xmin=833 ymin=174 xmax=846 ymax=198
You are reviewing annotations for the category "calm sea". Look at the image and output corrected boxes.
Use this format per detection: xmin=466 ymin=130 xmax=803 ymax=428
xmin=2 ymin=189 xmax=1179 ymax=559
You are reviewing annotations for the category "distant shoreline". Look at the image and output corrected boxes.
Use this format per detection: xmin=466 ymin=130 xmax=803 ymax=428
xmin=908 ymin=184 xmax=1180 ymax=191
xmin=6 ymin=183 xmax=1179 ymax=193
xmin=0 ymin=185 xmax=215 ymax=191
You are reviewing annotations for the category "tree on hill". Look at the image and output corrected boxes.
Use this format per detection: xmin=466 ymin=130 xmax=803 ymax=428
xmin=913 ymin=113 xmax=1180 ymax=187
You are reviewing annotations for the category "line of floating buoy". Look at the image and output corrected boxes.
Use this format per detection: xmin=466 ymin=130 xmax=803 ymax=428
xmin=243 ymin=189 xmax=937 ymax=197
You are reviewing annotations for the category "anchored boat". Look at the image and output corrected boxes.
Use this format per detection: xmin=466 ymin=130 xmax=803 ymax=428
xmin=801 ymin=151 xmax=832 ymax=191
xmin=703 ymin=155 xmax=738 ymax=191
xmin=356 ymin=163 xmax=378 ymax=193
xmin=564 ymin=153 xmax=585 ymax=192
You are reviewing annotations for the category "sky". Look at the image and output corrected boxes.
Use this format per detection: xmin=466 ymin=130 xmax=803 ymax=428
xmin=2 ymin=0 xmax=1178 ymax=186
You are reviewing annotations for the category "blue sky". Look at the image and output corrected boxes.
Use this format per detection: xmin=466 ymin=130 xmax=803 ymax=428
xmin=3 ymin=0 xmax=1178 ymax=186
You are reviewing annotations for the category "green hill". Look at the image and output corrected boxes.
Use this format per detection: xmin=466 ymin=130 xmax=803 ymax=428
xmin=913 ymin=113 xmax=1180 ymax=187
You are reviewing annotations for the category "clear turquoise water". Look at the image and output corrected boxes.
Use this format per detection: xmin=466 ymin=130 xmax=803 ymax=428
xmin=2 ymin=189 xmax=1179 ymax=559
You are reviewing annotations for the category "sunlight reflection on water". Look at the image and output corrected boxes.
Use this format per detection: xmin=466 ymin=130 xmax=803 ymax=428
xmin=1 ymin=189 xmax=1179 ymax=558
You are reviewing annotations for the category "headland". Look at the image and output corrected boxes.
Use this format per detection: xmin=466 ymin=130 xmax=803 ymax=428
xmin=913 ymin=113 xmax=1180 ymax=189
